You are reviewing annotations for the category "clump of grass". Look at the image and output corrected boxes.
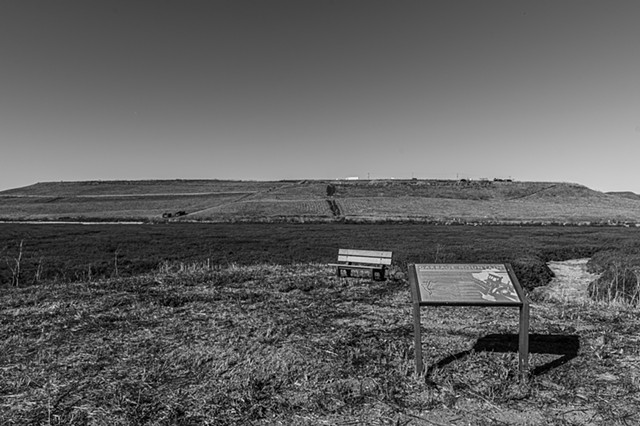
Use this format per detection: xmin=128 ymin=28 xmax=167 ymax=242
xmin=510 ymin=254 xmax=555 ymax=291
xmin=587 ymin=249 xmax=640 ymax=307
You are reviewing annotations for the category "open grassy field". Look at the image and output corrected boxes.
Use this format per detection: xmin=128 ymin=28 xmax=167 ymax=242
xmin=187 ymin=200 xmax=333 ymax=222
xmin=2 ymin=222 xmax=640 ymax=424
xmin=2 ymin=261 xmax=639 ymax=425
xmin=2 ymin=179 xmax=640 ymax=224
xmin=0 ymin=193 xmax=252 ymax=221
xmin=335 ymin=196 xmax=640 ymax=224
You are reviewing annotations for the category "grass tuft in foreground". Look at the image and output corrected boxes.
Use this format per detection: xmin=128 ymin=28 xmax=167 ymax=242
xmin=588 ymin=248 xmax=640 ymax=307
xmin=1 ymin=262 xmax=639 ymax=425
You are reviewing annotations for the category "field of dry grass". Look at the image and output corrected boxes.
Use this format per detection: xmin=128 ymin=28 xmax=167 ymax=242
xmin=2 ymin=262 xmax=639 ymax=425
xmin=187 ymin=200 xmax=333 ymax=221
xmin=335 ymin=196 xmax=640 ymax=224
xmin=0 ymin=193 xmax=250 ymax=221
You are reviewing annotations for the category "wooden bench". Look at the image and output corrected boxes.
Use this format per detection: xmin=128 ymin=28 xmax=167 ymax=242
xmin=329 ymin=249 xmax=392 ymax=281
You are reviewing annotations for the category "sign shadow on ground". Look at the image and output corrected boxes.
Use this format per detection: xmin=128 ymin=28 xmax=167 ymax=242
xmin=425 ymin=333 xmax=580 ymax=379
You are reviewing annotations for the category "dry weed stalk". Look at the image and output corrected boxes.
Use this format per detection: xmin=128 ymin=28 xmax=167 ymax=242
xmin=6 ymin=239 xmax=24 ymax=287
xmin=33 ymin=256 xmax=44 ymax=284
xmin=113 ymin=247 xmax=120 ymax=277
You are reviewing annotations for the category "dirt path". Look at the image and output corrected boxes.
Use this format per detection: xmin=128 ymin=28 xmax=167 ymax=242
xmin=538 ymin=258 xmax=601 ymax=303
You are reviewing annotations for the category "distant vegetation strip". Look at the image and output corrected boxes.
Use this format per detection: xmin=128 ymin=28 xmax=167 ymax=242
xmin=2 ymin=223 xmax=640 ymax=291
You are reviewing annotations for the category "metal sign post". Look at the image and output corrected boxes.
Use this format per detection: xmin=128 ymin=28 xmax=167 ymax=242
xmin=408 ymin=263 xmax=530 ymax=378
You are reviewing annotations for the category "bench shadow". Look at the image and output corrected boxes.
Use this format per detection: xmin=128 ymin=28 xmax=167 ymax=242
xmin=426 ymin=333 xmax=580 ymax=378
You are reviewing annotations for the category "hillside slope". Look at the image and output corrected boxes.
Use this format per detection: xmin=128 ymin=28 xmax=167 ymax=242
xmin=1 ymin=179 xmax=639 ymax=224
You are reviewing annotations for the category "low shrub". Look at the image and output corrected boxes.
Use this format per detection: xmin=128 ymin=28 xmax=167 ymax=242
xmin=509 ymin=255 xmax=554 ymax=291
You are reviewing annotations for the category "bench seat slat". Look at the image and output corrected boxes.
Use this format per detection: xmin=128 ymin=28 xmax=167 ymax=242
xmin=328 ymin=263 xmax=383 ymax=270
xmin=339 ymin=249 xmax=392 ymax=258
xmin=337 ymin=255 xmax=392 ymax=265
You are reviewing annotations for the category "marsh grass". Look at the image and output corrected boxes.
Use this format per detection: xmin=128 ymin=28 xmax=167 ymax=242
xmin=588 ymin=249 xmax=640 ymax=308
xmin=2 ymin=262 xmax=639 ymax=425
xmin=3 ymin=222 xmax=632 ymax=289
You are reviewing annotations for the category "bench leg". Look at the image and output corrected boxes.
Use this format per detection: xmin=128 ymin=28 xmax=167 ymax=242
xmin=337 ymin=267 xmax=353 ymax=278
xmin=372 ymin=268 xmax=386 ymax=281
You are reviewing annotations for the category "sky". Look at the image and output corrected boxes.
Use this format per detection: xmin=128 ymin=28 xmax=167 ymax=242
xmin=1 ymin=0 xmax=640 ymax=193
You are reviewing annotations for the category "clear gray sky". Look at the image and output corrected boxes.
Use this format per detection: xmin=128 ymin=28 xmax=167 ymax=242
xmin=1 ymin=1 xmax=639 ymax=192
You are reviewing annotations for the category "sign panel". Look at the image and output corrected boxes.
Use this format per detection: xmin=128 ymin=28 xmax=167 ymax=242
xmin=414 ymin=263 xmax=521 ymax=304
xmin=409 ymin=263 xmax=529 ymax=377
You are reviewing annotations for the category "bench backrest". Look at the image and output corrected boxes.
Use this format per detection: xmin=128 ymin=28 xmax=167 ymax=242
xmin=338 ymin=249 xmax=392 ymax=266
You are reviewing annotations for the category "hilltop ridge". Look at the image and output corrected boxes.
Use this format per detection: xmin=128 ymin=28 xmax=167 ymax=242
xmin=607 ymin=191 xmax=640 ymax=200
xmin=1 ymin=179 xmax=639 ymax=225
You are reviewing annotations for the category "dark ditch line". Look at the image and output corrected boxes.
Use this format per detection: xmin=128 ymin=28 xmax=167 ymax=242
xmin=326 ymin=199 xmax=342 ymax=217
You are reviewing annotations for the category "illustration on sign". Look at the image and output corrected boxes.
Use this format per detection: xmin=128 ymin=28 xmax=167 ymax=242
xmin=415 ymin=264 xmax=520 ymax=304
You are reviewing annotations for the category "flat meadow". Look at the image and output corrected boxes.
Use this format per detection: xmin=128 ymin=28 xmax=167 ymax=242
xmin=2 ymin=223 xmax=640 ymax=425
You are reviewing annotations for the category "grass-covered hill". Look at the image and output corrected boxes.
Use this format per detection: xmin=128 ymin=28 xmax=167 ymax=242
xmin=1 ymin=179 xmax=640 ymax=225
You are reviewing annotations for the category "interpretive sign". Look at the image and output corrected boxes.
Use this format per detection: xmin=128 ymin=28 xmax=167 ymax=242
xmin=408 ymin=263 xmax=529 ymax=377
xmin=414 ymin=264 xmax=521 ymax=305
